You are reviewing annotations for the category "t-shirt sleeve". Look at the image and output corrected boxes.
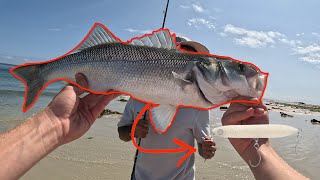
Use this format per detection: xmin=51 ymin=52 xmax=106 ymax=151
xmin=117 ymin=98 xmax=135 ymax=127
xmin=192 ymin=110 xmax=211 ymax=143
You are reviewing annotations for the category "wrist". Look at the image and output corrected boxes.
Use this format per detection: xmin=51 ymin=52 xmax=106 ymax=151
xmin=36 ymin=108 xmax=64 ymax=151
xmin=245 ymin=144 xmax=295 ymax=179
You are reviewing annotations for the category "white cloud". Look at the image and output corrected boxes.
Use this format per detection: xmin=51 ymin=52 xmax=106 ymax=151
xmin=125 ymin=28 xmax=138 ymax=33
xmin=292 ymin=43 xmax=320 ymax=65
xmin=187 ymin=18 xmax=215 ymax=30
xmin=223 ymin=24 xmax=285 ymax=48
xmin=312 ymin=32 xmax=320 ymax=38
xmin=279 ymin=38 xmax=302 ymax=47
xmin=125 ymin=28 xmax=152 ymax=34
xmin=299 ymin=55 xmax=320 ymax=64
xmin=293 ymin=43 xmax=320 ymax=54
xmin=219 ymin=32 xmax=227 ymax=37
xmin=192 ymin=3 xmax=204 ymax=13
xmin=48 ymin=28 xmax=61 ymax=31
xmin=296 ymin=33 xmax=304 ymax=37
xmin=179 ymin=5 xmax=190 ymax=9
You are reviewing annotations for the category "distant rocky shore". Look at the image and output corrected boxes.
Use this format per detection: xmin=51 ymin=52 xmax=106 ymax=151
xmin=265 ymin=100 xmax=320 ymax=115
xmin=109 ymin=95 xmax=320 ymax=117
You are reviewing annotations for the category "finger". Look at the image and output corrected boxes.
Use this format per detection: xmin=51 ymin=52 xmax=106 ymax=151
xmin=226 ymin=103 xmax=249 ymax=114
xmin=233 ymin=98 xmax=268 ymax=110
xmin=203 ymin=140 xmax=215 ymax=146
xmin=253 ymin=107 xmax=267 ymax=116
xmin=222 ymin=107 xmax=255 ymax=125
xmin=135 ymin=132 xmax=147 ymax=138
xmin=232 ymin=96 xmax=259 ymax=103
xmin=81 ymin=93 xmax=104 ymax=108
xmin=90 ymin=94 xmax=119 ymax=119
xmin=82 ymin=90 xmax=119 ymax=108
xmin=203 ymin=145 xmax=216 ymax=151
xmin=51 ymin=85 xmax=77 ymax=106
xmin=204 ymin=151 xmax=215 ymax=159
xmin=136 ymin=126 xmax=149 ymax=133
xmin=140 ymin=120 xmax=149 ymax=128
xmin=73 ymin=73 xmax=88 ymax=95
xmin=226 ymin=103 xmax=268 ymax=119
xmin=65 ymin=82 xmax=83 ymax=96
xmin=135 ymin=133 xmax=143 ymax=138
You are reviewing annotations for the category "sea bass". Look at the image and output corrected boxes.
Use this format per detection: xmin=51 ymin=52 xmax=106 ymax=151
xmin=10 ymin=22 xmax=268 ymax=133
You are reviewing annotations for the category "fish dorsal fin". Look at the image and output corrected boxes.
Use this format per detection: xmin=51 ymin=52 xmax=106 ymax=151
xmin=150 ymin=104 xmax=178 ymax=133
xmin=127 ymin=29 xmax=178 ymax=50
xmin=71 ymin=23 xmax=120 ymax=53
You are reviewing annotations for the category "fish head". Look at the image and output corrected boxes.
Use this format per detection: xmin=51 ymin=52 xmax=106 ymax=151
xmin=194 ymin=57 xmax=267 ymax=105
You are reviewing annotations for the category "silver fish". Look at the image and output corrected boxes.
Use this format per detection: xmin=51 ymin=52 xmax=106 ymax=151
xmin=10 ymin=23 xmax=268 ymax=132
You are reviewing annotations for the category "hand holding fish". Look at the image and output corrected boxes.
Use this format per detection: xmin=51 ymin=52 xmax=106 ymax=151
xmin=0 ymin=73 xmax=119 ymax=180
xmin=221 ymin=97 xmax=269 ymax=163
xmin=45 ymin=73 xmax=119 ymax=145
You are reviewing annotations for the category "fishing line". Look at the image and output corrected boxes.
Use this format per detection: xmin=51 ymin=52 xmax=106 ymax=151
xmin=249 ymin=138 xmax=262 ymax=168
xmin=294 ymin=128 xmax=302 ymax=155
xmin=130 ymin=110 xmax=147 ymax=180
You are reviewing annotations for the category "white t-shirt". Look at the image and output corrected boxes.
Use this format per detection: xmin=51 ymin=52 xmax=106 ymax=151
xmin=118 ymin=98 xmax=211 ymax=180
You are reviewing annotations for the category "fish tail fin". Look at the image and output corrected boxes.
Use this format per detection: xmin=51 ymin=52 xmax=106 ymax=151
xmin=10 ymin=64 xmax=46 ymax=112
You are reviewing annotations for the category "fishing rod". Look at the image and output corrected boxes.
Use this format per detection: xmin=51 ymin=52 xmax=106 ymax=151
xmin=162 ymin=0 xmax=170 ymax=28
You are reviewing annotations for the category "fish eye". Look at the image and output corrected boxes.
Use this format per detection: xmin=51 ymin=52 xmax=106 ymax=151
xmin=238 ymin=64 xmax=246 ymax=72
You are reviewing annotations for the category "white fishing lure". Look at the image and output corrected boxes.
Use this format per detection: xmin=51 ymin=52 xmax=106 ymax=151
xmin=211 ymin=124 xmax=298 ymax=138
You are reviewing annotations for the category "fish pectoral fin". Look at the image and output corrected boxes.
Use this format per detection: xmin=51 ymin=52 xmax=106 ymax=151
xmin=150 ymin=104 xmax=178 ymax=133
xmin=172 ymin=71 xmax=192 ymax=88
xmin=71 ymin=23 xmax=120 ymax=53
xmin=127 ymin=29 xmax=178 ymax=50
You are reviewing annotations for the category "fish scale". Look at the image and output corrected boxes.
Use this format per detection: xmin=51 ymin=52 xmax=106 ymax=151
xmin=10 ymin=23 xmax=267 ymax=132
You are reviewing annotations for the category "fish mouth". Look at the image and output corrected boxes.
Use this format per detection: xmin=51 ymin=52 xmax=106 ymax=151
xmin=255 ymin=73 xmax=267 ymax=92
xmin=248 ymin=73 xmax=267 ymax=98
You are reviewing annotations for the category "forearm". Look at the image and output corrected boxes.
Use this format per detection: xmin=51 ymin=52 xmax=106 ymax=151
xmin=117 ymin=126 xmax=132 ymax=142
xmin=242 ymin=143 xmax=307 ymax=180
xmin=0 ymin=109 xmax=61 ymax=180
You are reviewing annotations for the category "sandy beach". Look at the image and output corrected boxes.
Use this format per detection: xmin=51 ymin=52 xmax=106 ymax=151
xmin=5 ymin=99 xmax=315 ymax=180
xmin=20 ymin=114 xmax=254 ymax=180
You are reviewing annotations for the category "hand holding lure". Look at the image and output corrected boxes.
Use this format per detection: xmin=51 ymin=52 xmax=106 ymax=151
xmin=211 ymin=124 xmax=298 ymax=167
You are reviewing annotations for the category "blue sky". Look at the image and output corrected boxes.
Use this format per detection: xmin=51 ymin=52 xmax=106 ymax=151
xmin=1 ymin=0 xmax=320 ymax=104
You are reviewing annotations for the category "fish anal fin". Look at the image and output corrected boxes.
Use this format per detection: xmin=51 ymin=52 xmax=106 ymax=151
xmin=149 ymin=104 xmax=178 ymax=134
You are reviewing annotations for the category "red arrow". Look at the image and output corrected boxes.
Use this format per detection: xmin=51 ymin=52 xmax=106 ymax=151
xmin=130 ymin=103 xmax=196 ymax=167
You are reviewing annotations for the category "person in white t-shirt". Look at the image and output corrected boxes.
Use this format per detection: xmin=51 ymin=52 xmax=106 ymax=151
xmin=117 ymin=37 xmax=216 ymax=180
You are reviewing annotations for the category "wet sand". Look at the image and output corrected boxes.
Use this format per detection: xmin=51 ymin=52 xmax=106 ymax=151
xmin=1 ymin=100 xmax=318 ymax=179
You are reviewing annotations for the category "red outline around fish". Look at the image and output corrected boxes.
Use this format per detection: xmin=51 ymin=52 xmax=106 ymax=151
xmin=130 ymin=103 xmax=196 ymax=167
xmin=9 ymin=22 xmax=269 ymax=166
